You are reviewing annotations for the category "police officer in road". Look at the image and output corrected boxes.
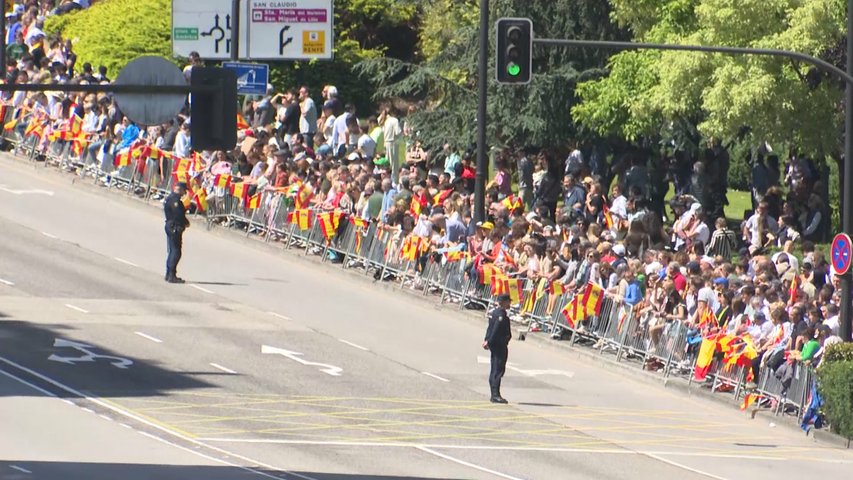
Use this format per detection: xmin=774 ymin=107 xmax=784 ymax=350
xmin=164 ymin=182 xmax=190 ymax=283
xmin=483 ymin=293 xmax=512 ymax=404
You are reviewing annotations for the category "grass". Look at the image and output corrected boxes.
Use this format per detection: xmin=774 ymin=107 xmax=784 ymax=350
xmin=663 ymin=186 xmax=752 ymax=224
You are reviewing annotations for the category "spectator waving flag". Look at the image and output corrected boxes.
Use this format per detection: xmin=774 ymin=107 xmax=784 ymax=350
xmin=237 ymin=113 xmax=250 ymax=130
xmin=602 ymin=203 xmax=614 ymax=230
xmin=501 ymin=194 xmax=523 ymax=213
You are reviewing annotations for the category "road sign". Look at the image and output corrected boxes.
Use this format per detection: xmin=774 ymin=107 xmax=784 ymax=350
xmin=114 ymin=57 xmax=187 ymax=126
xmin=832 ymin=233 xmax=853 ymax=276
xmin=172 ymin=0 xmax=248 ymax=60
xmin=246 ymin=0 xmax=334 ymax=60
xmin=222 ymin=62 xmax=269 ymax=95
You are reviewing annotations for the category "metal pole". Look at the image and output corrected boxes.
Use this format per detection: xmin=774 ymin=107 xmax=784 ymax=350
xmin=1 ymin=8 xmax=7 ymax=84
xmin=474 ymin=0 xmax=488 ymax=223
xmin=231 ymin=0 xmax=240 ymax=61
xmin=841 ymin=0 xmax=853 ymax=342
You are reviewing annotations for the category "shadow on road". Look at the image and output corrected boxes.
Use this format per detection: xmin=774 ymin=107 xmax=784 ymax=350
xmin=0 ymin=461 xmax=468 ymax=480
xmin=0 ymin=320 xmax=213 ymax=398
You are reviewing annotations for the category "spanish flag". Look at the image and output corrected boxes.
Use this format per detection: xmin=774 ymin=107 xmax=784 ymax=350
xmin=247 ymin=193 xmax=261 ymax=210
xmin=317 ymin=210 xmax=344 ymax=241
xmin=479 ymin=264 xmax=501 ymax=285
xmin=214 ymin=174 xmax=231 ymax=189
xmin=114 ymin=151 xmax=131 ymax=167
xmin=581 ymin=282 xmax=604 ymax=317
xmin=433 ymin=188 xmax=452 ymax=207
xmin=237 ymin=113 xmax=250 ymax=130
xmin=194 ymin=189 xmax=208 ymax=212
xmin=561 ymin=297 xmax=584 ymax=328
xmin=693 ymin=333 xmax=723 ymax=381
xmin=789 ymin=274 xmax=800 ymax=304
xmin=409 ymin=196 xmax=425 ymax=217
xmin=231 ymin=182 xmax=248 ymax=200
xmin=445 ymin=250 xmax=470 ymax=263
xmin=507 ymin=278 xmax=524 ymax=304
xmin=294 ymin=183 xmax=314 ymax=209
xmin=4 ymin=118 xmax=17 ymax=131
xmin=603 ymin=203 xmax=614 ymax=230
xmin=24 ymin=118 xmax=45 ymax=138
xmin=287 ymin=209 xmax=311 ymax=230
xmin=740 ymin=393 xmax=763 ymax=410
xmin=491 ymin=273 xmax=509 ymax=296
xmin=501 ymin=194 xmax=523 ymax=213
xmin=699 ymin=306 xmax=716 ymax=328
xmin=549 ymin=281 xmax=565 ymax=297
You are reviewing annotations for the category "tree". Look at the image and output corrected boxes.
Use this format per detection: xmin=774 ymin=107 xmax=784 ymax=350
xmin=357 ymin=0 xmax=628 ymax=150
xmin=45 ymin=0 xmax=173 ymax=77
xmin=574 ymin=0 xmax=847 ymax=157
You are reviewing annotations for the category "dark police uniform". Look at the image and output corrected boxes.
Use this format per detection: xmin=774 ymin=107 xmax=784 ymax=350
xmin=164 ymin=189 xmax=189 ymax=282
xmin=484 ymin=294 xmax=512 ymax=403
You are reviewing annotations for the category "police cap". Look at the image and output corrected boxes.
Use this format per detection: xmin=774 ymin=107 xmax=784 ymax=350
xmin=496 ymin=294 xmax=511 ymax=303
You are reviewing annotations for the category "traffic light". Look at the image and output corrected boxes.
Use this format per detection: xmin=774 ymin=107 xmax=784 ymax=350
xmin=496 ymin=18 xmax=533 ymax=85
xmin=190 ymin=67 xmax=237 ymax=151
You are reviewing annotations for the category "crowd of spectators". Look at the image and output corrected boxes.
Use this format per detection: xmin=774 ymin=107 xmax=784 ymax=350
xmin=1 ymin=1 xmax=844 ymax=418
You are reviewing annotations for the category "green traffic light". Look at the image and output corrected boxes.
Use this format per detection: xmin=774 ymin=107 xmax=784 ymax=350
xmin=507 ymin=62 xmax=521 ymax=76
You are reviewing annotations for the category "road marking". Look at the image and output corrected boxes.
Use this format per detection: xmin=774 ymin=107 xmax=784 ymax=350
xmin=99 ymin=414 xmax=112 ymax=421
xmin=9 ymin=465 xmax=32 ymax=474
xmin=119 ymin=423 xmax=133 ymax=429
xmin=261 ymin=345 xmax=343 ymax=376
xmin=210 ymin=363 xmax=238 ymax=374
xmin=416 ymin=446 xmax=524 ymax=480
xmin=0 ymin=185 xmax=54 ymax=196
xmin=0 ymin=368 xmax=56 ymax=397
xmin=267 ymin=311 xmax=291 ymax=320
xmin=113 ymin=257 xmax=139 ymax=267
xmin=421 ymin=372 xmax=450 ymax=382
xmin=338 ymin=339 xmax=369 ymax=351
xmin=477 ymin=356 xmax=573 ymax=378
xmin=190 ymin=284 xmax=215 ymax=294
xmin=41 ymin=231 xmax=58 ymax=239
xmin=0 ymin=355 xmax=319 ymax=480
xmin=134 ymin=331 xmax=163 ymax=343
xmin=0 ymin=278 xmax=14 ymax=286
xmin=62 ymin=399 xmax=74 ymax=406
xmin=81 ymin=407 xmax=95 ymax=414
xmin=47 ymin=338 xmax=133 ymax=369
xmin=64 ymin=304 xmax=89 ymax=314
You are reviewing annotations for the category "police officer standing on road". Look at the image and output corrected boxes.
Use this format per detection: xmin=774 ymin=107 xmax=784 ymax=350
xmin=483 ymin=293 xmax=512 ymax=404
xmin=164 ymin=182 xmax=190 ymax=283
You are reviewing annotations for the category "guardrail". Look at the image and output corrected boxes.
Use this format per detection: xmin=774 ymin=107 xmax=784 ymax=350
xmin=0 ymin=106 xmax=818 ymax=424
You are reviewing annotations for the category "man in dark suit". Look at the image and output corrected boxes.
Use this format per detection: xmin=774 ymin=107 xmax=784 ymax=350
xmin=483 ymin=294 xmax=512 ymax=404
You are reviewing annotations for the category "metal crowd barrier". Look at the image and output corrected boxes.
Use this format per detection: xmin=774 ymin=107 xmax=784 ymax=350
xmin=0 ymin=113 xmax=818 ymax=422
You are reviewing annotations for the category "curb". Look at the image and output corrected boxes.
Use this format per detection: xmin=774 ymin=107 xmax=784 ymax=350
xmin=5 ymin=153 xmax=851 ymax=449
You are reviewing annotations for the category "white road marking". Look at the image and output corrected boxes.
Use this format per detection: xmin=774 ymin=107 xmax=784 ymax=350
xmin=0 ymin=368 xmax=56 ymax=398
xmin=47 ymin=338 xmax=133 ymax=369
xmin=338 ymin=339 xmax=369 ymax=351
xmin=0 ymin=186 xmax=54 ymax=196
xmin=0 ymin=356 xmax=319 ymax=480
xmin=9 ymin=465 xmax=32 ymax=474
xmin=64 ymin=304 xmax=88 ymax=314
xmin=0 ymin=278 xmax=14 ymax=286
xmin=113 ymin=257 xmax=139 ymax=267
xmin=416 ymin=446 xmax=525 ymax=480
xmin=261 ymin=345 xmax=343 ymax=376
xmin=119 ymin=423 xmax=133 ymax=429
xmin=210 ymin=363 xmax=238 ymax=374
xmin=62 ymin=399 xmax=74 ymax=406
xmin=190 ymin=284 xmax=215 ymax=294
xmin=81 ymin=407 xmax=95 ymax=414
xmin=267 ymin=311 xmax=291 ymax=320
xmin=421 ymin=372 xmax=450 ymax=382
xmin=134 ymin=331 xmax=163 ymax=343
xmin=99 ymin=414 xmax=112 ymax=422
xmin=41 ymin=231 xmax=58 ymax=239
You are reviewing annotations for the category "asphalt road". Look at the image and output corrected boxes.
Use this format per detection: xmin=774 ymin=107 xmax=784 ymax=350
xmin=1 ymin=155 xmax=851 ymax=480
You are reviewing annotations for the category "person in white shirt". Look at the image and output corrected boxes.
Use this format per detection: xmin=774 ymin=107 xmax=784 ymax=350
xmin=357 ymin=123 xmax=376 ymax=160
xmin=610 ymin=184 xmax=628 ymax=220
xmin=298 ymin=86 xmax=317 ymax=148
xmin=380 ymin=107 xmax=402 ymax=179
xmin=742 ymin=201 xmax=778 ymax=254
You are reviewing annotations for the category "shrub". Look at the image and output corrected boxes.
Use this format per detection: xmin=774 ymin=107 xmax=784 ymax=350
xmin=817 ymin=343 xmax=853 ymax=439
xmin=45 ymin=0 xmax=173 ymax=79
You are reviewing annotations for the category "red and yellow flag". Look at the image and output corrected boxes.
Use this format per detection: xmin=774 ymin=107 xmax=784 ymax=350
xmin=549 ymin=281 xmax=565 ymax=297
xmin=501 ymin=194 xmax=523 ymax=213
xmin=214 ymin=174 xmax=231 ymax=189
xmin=194 ymin=189 xmax=208 ymax=212
xmin=561 ymin=297 xmax=584 ymax=328
xmin=401 ymin=236 xmax=427 ymax=261
xmin=479 ymin=264 xmax=501 ymax=285
xmin=789 ymin=274 xmax=800 ymax=305
xmin=247 ymin=193 xmax=261 ymax=210
xmin=114 ymin=151 xmax=131 ymax=167
xmin=237 ymin=113 xmax=250 ymax=130
xmin=317 ymin=210 xmax=344 ymax=241
xmin=581 ymin=282 xmax=604 ymax=317
xmin=294 ymin=183 xmax=314 ymax=209
xmin=445 ymin=250 xmax=470 ymax=263
xmin=231 ymin=182 xmax=248 ymax=200
xmin=287 ymin=209 xmax=312 ymax=230
xmin=409 ymin=196 xmax=424 ymax=217
xmin=693 ymin=333 xmax=724 ymax=381
xmin=4 ymin=118 xmax=17 ymax=131
xmin=506 ymin=278 xmax=523 ymax=304
xmin=603 ymin=203 xmax=614 ymax=230
xmin=699 ymin=306 xmax=717 ymax=329
xmin=491 ymin=273 xmax=509 ymax=296
xmin=740 ymin=393 xmax=763 ymax=411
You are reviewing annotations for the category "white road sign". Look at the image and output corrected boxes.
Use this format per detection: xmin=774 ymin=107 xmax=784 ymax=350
xmin=172 ymin=0 xmax=334 ymax=61
xmin=172 ymin=0 xmax=249 ymax=60
xmin=246 ymin=0 xmax=334 ymax=60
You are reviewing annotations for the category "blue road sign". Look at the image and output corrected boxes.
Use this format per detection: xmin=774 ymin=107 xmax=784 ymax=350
xmin=832 ymin=233 xmax=853 ymax=275
xmin=222 ymin=62 xmax=269 ymax=96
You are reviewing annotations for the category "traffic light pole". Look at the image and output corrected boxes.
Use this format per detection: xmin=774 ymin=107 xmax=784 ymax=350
xmin=531 ymin=35 xmax=853 ymax=341
xmin=474 ymin=0 xmax=489 ymax=223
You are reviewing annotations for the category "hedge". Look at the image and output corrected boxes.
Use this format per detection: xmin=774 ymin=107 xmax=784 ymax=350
xmin=817 ymin=343 xmax=853 ymax=439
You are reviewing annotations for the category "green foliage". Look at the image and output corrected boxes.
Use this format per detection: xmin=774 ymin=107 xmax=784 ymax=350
xmin=268 ymin=0 xmax=419 ymax=114
xmin=818 ymin=344 xmax=853 ymax=439
xmin=575 ymin=0 xmax=847 ymax=157
xmin=44 ymin=0 xmax=174 ymax=78
xmin=357 ymin=0 xmax=628 ymax=150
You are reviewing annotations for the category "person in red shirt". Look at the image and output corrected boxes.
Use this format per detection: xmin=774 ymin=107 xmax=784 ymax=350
xmin=667 ymin=261 xmax=688 ymax=294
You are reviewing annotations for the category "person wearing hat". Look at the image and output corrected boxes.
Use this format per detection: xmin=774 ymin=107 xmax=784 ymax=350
xmin=483 ymin=293 xmax=512 ymax=404
xmin=164 ymin=182 xmax=190 ymax=283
